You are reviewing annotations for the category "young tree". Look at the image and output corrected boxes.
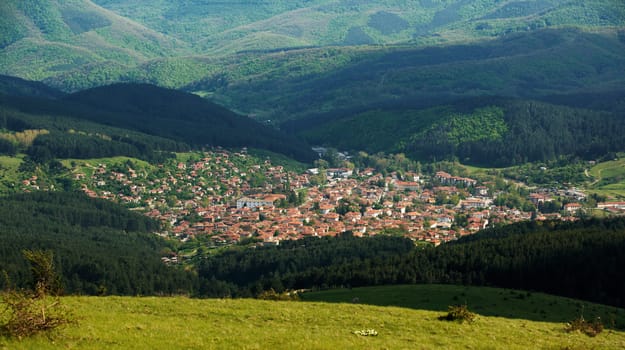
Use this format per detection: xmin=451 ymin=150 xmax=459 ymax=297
xmin=1 ymin=250 xmax=71 ymax=339
xmin=22 ymin=249 xmax=63 ymax=297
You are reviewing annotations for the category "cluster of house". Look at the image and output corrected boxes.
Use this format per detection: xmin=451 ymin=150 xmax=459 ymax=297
xmin=50 ymin=150 xmax=622 ymax=251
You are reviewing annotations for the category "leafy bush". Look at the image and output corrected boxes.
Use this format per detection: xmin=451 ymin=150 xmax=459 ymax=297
xmin=257 ymin=288 xmax=300 ymax=301
xmin=565 ymin=316 xmax=604 ymax=337
xmin=438 ymin=304 xmax=476 ymax=323
xmin=0 ymin=289 xmax=72 ymax=339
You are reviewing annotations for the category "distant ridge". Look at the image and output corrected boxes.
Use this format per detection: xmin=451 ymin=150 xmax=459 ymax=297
xmin=0 ymin=75 xmax=65 ymax=99
xmin=1 ymin=82 xmax=316 ymax=162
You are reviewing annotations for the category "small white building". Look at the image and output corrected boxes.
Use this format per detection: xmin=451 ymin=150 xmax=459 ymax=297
xmin=236 ymin=197 xmax=275 ymax=209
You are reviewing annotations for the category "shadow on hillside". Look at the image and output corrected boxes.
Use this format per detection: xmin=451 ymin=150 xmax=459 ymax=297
xmin=300 ymin=284 xmax=625 ymax=330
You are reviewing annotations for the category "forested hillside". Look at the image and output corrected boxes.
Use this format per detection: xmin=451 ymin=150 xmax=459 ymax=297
xmin=0 ymin=93 xmax=188 ymax=163
xmin=194 ymin=218 xmax=625 ymax=308
xmin=0 ymin=0 xmax=188 ymax=90
xmin=0 ymin=82 xmax=316 ymax=162
xmin=3 ymin=0 xmax=624 ymax=97
xmin=210 ymin=28 xmax=625 ymax=122
xmin=93 ymin=0 xmax=625 ymax=53
xmin=0 ymin=75 xmax=65 ymax=99
xmin=64 ymin=84 xmax=316 ymax=161
xmin=0 ymin=192 xmax=196 ymax=295
xmin=294 ymin=97 xmax=625 ymax=166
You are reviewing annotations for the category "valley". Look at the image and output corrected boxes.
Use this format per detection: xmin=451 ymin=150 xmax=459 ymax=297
xmin=4 ymin=146 xmax=620 ymax=252
xmin=2 ymin=1 xmax=625 ymax=347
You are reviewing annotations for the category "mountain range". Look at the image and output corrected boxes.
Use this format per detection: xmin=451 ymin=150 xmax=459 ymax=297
xmin=1 ymin=1 xmax=625 ymax=164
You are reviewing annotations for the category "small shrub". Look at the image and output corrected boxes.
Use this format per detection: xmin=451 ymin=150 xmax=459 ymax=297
xmin=565 ymin=316 xmax=603 ymax=337
xmin=257 ymin=288 xmax=300 ymax=301
xmin=0 ymin=289 xmax=72 ymax=339
xmin=438 ymin=304 xmax=476 ymax=323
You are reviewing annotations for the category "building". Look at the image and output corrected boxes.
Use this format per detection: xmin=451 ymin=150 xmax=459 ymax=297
xmin=393 ymin=180 xmax=419 ymax=191
xmin=564 ymin=202 xmax=582 ymax=213
xmin=460 ymin=197 xmax=491 ymax=209
xmin=236 ymin=196 xmax=275 ymax=209
xmin=597 ymin=202 xmax=625 ymax=210
xmin=435 ymin=171 xmax=477 ymax=187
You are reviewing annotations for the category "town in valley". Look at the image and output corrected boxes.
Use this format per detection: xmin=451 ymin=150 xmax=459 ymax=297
xmin=18 ymin=148 xmax=618 ymax=262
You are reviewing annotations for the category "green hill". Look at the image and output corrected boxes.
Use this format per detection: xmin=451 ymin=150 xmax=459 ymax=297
xmin=0 ymin=192 xmax=195 ymax=295
xmin=0 ymin=75 xmax=65 ymax=99
xmin=0 ymin=82 xmax=316 ymax=162
xmin=292 ymin=96 xmax=625 ymax=166
xmin=1 ymin=285 xmax=624 ymax=349
xmin=93 ymin=0 xmax=625 ymax=53
xmin=63 ymin=83 xmax=316 ymax=162
xmin=0 ymin=92 xmax=188 ymax=164
xmin=3 ymin=0 xmax=624 ymax=96
xmin=0 ymin=0 xmax=187 ymax=89
xmin=198 ymin=27 xmax=625 ymax=123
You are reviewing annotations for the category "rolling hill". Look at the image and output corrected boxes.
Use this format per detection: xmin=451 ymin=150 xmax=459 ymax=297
xmin=2 ymin=1 xmax=625 ymax=164
xmin=0 ymin=192 xmax=195 ymax=295
xmin=3 ymin=0 xmax=624 ymax=95
xmin=0 ymin=82 xmax=316 ymax=162
xmin=196 ymin=27 xmax=625 ymax=123
xmin=0 ymin=0 xmax=188 ymax=90
xmin=93 ymin=0 xmax=625 ymax=53
xmin=290 ymin=96 xmax=625 ymax=166
xmin=0 ymin=75 xmax=65 ymax=99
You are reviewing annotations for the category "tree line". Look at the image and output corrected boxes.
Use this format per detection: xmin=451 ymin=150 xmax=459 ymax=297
xmin=194 ymin=218 xmax=625 ymax=308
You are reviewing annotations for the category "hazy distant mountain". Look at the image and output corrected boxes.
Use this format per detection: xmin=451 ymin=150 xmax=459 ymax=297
xmin=92 ymin=0 xmax=625 ymax=53
xmin=0 ymin=0 xmax=187 ymax=88
xmin=3 ymin=0 xmax=624 ymax=92
xmin=197 ymin=28 xmax=625 ymax=122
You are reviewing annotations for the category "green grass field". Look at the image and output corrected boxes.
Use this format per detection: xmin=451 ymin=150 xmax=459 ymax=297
xmin=587 ymin=157 xmax=625 ymax=199
xmin=0 ymin=155 xmax=24 ymax=191
xmin=60 ymin=156 xmax=154 ymax=179
xmin=2 ymin=285 xmax=624 ymax=349
xmin=302 ymin=285 xmax=625 ymax=328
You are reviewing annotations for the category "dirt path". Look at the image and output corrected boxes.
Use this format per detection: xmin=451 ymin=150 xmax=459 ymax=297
xmin=586 ymin=168 xmax=601 ymax=187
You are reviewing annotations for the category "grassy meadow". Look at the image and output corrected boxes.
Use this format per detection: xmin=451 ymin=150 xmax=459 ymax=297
xmin=0 ymin=155 xmax=24 ymax=191
xmin=2 ymin=285 xmax=625 ymax=349
xmin=587 ymin=157 xmax=625 ymax=199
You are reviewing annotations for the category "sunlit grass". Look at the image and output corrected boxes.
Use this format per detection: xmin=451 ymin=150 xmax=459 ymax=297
xmin=2 ymin=285 xmax=625 ymax=349
xmin=0 ymin=154 xmax=24 ymax=191
xmin=587 ymin=157 xmax=625 ymax=198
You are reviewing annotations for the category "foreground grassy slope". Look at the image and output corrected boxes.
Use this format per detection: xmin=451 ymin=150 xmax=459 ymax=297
xmin=303 ymin=285 xmax=625 ymax=328
xmin=2 ymin=285 xmax=624 ymax=349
